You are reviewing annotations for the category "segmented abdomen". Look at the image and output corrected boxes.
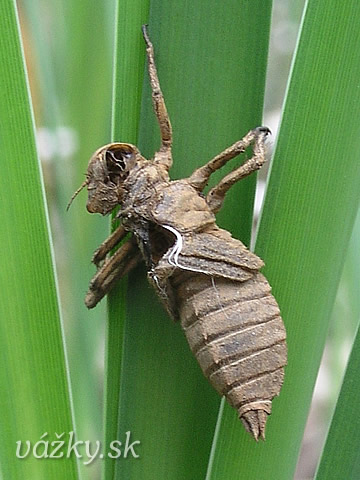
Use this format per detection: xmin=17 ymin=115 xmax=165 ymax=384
xmin=174 ymin=271 xmax=287 ymax=440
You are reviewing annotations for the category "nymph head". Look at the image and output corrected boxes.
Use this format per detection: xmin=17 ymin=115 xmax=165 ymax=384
xmin=67 ymin=143 xmax=139 ymax=215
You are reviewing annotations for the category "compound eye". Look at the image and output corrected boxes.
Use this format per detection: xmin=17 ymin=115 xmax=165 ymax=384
xmin=106 ymin=149 xmax=127 ymax=171
xmin=105 ymin=144 xmax=135 ymax=173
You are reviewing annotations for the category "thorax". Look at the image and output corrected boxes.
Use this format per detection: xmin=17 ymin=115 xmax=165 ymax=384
xmin=120 ymin=163 xmax=215 ymax=234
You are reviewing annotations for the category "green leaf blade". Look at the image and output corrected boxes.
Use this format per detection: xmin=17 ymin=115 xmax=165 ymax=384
xmin=314 ymin=208 xmax=360 ymax=479
xmin=104 ymin=2 xmax=150 ymax=480
xmin=108 ymin=1 xmax=272 ymax=478
xmin=0 ymin=1 xmax=78 ymax=479
xmin=315 ymin=321 xmax=360 ymax=480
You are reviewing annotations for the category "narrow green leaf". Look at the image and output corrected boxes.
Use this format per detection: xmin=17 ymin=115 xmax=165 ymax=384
xmin=22 ymin=2 xmax=115 ymax=478
xmin=314 ymin=208 xmax=360 ymax=480
xmin=105 ymin=2 xmax=150 ymax=480
xmin=108 ymin=1 xmax=272 ymax=478
xmin=337 ymin=207 xmax=360 ymax=335
xmin=315 ymin=324 xmax=360 ymax=479
xmin=323 ymin=206 xmax=360 ymax=405
xmin=0 ymin=1 xmax=78 ymax=479
xmin=207 ymin=1 xmax=360 ymax=478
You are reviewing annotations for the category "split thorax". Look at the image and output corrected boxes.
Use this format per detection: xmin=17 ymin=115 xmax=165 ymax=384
xmin=121 ymin=160 xmax=216 ymax=235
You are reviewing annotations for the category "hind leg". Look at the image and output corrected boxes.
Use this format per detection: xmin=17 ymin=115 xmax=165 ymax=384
xmin=206 ymin=127 xmax=270 ymax=213
xmin=187 ymin=127 xmax=270 ymax=196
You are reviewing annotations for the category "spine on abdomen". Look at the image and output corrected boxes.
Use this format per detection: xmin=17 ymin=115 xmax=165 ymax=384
xmin=176 ymin=272 xmax=287 ymax=441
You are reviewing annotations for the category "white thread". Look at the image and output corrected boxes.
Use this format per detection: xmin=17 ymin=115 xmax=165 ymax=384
xmin=162 ymin=225 xmax=208 ymax=275
xmin=149 ymin=268 xmax=168 ymax=299
xmin=162 ymin=225 xmax=183 ymax=266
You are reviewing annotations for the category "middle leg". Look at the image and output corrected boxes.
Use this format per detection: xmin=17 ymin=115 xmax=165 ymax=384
xmin=142 ymin=25 xmax=173 ymax=170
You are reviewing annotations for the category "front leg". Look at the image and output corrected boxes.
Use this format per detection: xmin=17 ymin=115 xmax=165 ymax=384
xmin=92 ymin=224 xmax=128 ymax=266
xmin=85 ymin=237 xmax=142 ymax=308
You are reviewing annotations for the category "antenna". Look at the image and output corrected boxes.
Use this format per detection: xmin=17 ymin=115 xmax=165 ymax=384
xmin=66 ymin=180 xmax=87 ymax=211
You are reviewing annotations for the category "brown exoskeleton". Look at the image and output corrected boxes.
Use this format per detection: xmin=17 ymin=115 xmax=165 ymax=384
xmin=69 ymin=25 xmax=287 ymax=441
